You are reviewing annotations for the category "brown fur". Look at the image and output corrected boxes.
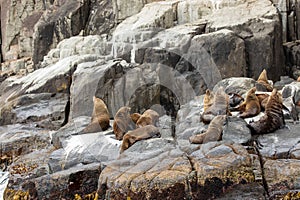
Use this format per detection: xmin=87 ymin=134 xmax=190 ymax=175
xmin=237 ymin=87 xmax=261 ymax=118
xmin=203 ymin=89 xmax=214 ymax=112
xmin=130 ymin=113 xmax=141 ymax=124
xmin=81 ymin=97 xmax=110 ymax=133
xmin=113 ymin=106 xmax=135 ymax=140
xmin=201 ymin=87 xmax=231 ymax=124
xmin=256 ymin=69 xmax=273 ymax=92
xmin=297 ymin=76 xmax=300 ymax=82
xmin=248 ymin=88 xmax=285 ymax=134
xmin=190 ymin=115 xmax=226 ymax=144
xmin=256 ymin=93 xmax=270 ymax=110
xmin=120 ymin=125 xmax=161 ymax=153
xmin=136 ymin=109 xmax=159 ymax=128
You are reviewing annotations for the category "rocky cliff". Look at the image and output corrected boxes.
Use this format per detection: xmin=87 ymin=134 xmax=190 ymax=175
xmin=1 ymin=0 xmax=300 ymax=199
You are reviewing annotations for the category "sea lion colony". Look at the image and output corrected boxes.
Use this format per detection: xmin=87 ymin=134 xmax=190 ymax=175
xmin=191 ymin=69 xmax=298 ymax=144
xmin=83 ymin=70 xmax=297 ymax=150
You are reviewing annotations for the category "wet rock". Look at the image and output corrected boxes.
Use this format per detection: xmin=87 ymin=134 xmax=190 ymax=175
xmin=264 ymin=159 xmax=300 ymax=194
xmin=5 ymin=163 xmax=101 ymax=199
xmin=190 ymin=142 xmax=254 ymax=199
xmin=222 ymin=116 xmax=252 ymax=144
xmin=215 ymin=182 xmax=266 ymax=200
xmin=256 ymin=121 xmax=300 ymax=159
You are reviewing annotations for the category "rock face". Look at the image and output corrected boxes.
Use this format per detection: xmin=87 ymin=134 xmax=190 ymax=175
xmin=1 ymin=0 xmax=300 ymax=199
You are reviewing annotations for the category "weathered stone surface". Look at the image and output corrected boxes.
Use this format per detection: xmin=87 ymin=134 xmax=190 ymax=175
xmin=177 ymin=29 xmax=246 ymax=91
xmin=0 ymin=124 xmax=50 ymax=157
xmin=5 ymin=163 xmax=101 ymax=200
xmin=98 ymin=139 xmax=255 ymax=199
xmin=205 ymin=0 xmax=285 ymax=81
xmin=84 ymin=0 xmax=116 ymax=35
xmin=256 ymin=121 xmax=300 ymax=159
xmin=264 ymin=159 xmax=300 ymax=194
xmin=0 ymin=93 xmax=68 ymax=129
xmin=50 ymin=130 xmax=121 ymax=172
xmin=213 ymin=77 xmax=256 ymax=97
xmin=222 ymin=116 xmax=252 ymax=144
xmin=32 ymin=0 xmax=90 ymax=67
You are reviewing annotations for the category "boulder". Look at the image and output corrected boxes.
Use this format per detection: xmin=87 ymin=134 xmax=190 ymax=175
xmin=98 ymin=139 xmax=255 ymax=199
xmin=204 ymin=0 xmax=285 ymax=81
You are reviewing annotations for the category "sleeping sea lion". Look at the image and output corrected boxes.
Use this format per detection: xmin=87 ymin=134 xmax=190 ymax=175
xmin=136 ymin=109 xmax=159 ymax=128
xmin=80 ymin=97 xmax=110 ymax=133
xmin=256 ymin=69 xmax=273 ymax=92
xmin=113 ymin=106 xmax=135 ymax=140
xmin=120 ymin=125 xmax=161 ymax=153
xmin=190 ymin=115 xmax=226 ymax=144
xmin=201 ymin=87 xmax=231 ymax=124
xmin=248 ymin=88 xmax=285 ymax=134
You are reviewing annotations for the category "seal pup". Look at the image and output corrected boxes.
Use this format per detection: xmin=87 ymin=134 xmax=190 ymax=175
xmin=248 ymin=88 xmax=285 ymax=134
xmin=256 ymin=69 xmax=273 ymax=92
xmin=201 ymin=87 xmax=231 ymax=124
xmin=113 ymin=106 xmax=135 ymax=140
xmin=80 ymin=97 xmax=110 ymax=133
xmin=120 ymin=125 xmax=161 ymax=153
xmin=130 ymin=113 xmax=141 ymax=124
xmin=203 ymin=89 xmax=214 ymax=112
xmin=190 ymin=115 xmax=226 ymax=144
xmin=136 ymin=109 xmax=159 ymax=128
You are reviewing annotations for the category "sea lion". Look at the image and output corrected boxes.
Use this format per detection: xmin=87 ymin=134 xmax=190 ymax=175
xmin=130 ymin=113 xmax=141 ymax=124
xmin=190 ymin=115 xmax=226 ymax=144
xmin=248 ymin=88 xmax=285 ymax=134
xmin=297 ymin=76 xmax=300 ymax=82
xmin=203 ymin=89 xmax=214 ymax=112
xmin=255 ymin=92 xmax=270 ymax=110
xmin=201 ymin=87 xmax=230 ymax=124
xmin=113 ymin=106 xmax=135 ymax=140
xmin=80 ymin=97 xmax=110 ymax=133
xmin=228 ymin=92 xmax=244 ymax=108
xmin=136 ymin=109 xmax=159 ymax=128
xmin=235 ymin=87 xmax=261 ymax=118
xmin=120 ymin=125 xmax=161 ymax=153
xmin=256 ymin=69 xmax=273 ymax=92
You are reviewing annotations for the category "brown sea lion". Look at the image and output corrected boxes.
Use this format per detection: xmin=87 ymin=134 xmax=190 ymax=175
xmin=256 ymin=69 xmax=273 ymax=92
xmin=136 ymin=109 xmax=159 ymax=128
xmin=190 ymin=115 xmax=226 ymax=144
xmin=113 ymin=106 xmax=135 ymax=140
xmin=255 ymin=92 xmax=270 ymax=110
xmin=80 ymin=97 xmax=110 ymax=133
xmin=236 ymin=87 xmax=261 ymax=118
xmin=297 ymin=76 xmax=300 ymax=82
xmin=120 ymin=125 xmax=161 ymax=153
xmin=201 ymin=87 xmax=230 ymax=124
xmin=203 ymin=89 xmax=214 ymax=112
xmin=130 ymin=113 xmax=141 ymax=124
xmin=248 ymin=88 xmax=285 ymax=134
